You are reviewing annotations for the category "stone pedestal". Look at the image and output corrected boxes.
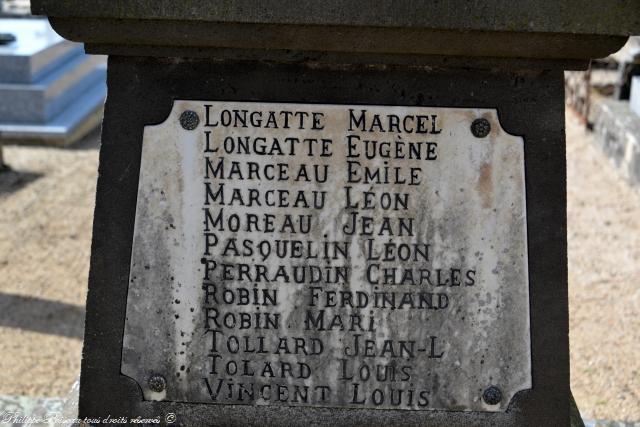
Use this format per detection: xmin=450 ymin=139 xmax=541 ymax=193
xmin=31 ymin=1 xmax=640 ymax=426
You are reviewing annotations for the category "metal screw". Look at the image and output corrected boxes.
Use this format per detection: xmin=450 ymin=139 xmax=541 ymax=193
xmin=180 ymin=110 xmax=199 ymax=130
xmin=483 ymin=386 xmax=502 ymax=405
xmin=148 ymin=374 xmax=167 ymax=393
xmin=471 ymin=118 xmax=491 ymax=138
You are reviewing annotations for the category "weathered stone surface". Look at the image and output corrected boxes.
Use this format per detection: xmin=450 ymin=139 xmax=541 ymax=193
xmin=29 ymin=0 xmax=640 ymax=37
xmin=31 ymin=1 xmax=638 ymax=64
xmin=122 ymin=100 xmax=531 ymax=412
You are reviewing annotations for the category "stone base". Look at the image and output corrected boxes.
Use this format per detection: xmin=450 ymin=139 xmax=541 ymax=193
xmin=0 ymin=56 xmax=105 ymax=123
xmin=0 ymin=82 xmax=104 ymax=146
xmin=592 ymin=100 xmax=640 ymax=186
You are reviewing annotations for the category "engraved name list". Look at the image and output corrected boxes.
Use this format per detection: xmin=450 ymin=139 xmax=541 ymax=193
xmin=122 ymin=101 xmax=532 ymax=412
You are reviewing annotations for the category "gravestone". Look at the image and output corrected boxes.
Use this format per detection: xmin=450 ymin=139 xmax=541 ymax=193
xmin=32 ymin=1 xmax=640 ymax=426
xmin=0 ymin=18 xmax=106 ymax=146
xmin=592 ymin=99 xmax=640 ymax=187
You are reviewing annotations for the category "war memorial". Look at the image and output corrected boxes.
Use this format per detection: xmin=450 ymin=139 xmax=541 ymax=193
xmin=31 ymin=1 xmax=640 ymax=425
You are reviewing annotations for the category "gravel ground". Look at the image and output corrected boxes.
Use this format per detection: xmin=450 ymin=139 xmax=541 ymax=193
xmin=0 ymin=113 xmax=638 ymax=420
xmin=567 ymin=112 xmax=640 ymax=421
xmin=0 ymin=130 xmax=99 ymax=397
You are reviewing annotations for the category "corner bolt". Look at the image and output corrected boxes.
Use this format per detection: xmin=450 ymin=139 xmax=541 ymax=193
xmin=148 ymin=374 xmax=167 ymax=393
xmin=471 ymin=118 xmax=491 ymax=138
xmin=180 ymin=110 xmax=200 ymax=130
xmin=483 ymin=385 xmax=502 ymax=405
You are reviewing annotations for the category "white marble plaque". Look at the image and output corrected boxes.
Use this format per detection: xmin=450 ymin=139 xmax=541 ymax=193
xmin=121 ymin=100 xmax=531 ymax=412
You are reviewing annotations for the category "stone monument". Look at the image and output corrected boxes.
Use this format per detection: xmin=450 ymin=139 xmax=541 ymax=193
xmin=31 ymin=1 xmax=640 ymax=426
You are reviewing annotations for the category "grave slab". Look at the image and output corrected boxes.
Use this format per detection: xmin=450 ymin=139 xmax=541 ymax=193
xmin=0 ymin=18 xmax=83 ymax=84
xmin=0 ymin=54 xmax=105 ymax=123
xmin=0 ymin=81 xmax=105 ymax=146
xmin=0 ymin=18 xmax=106 ymax=146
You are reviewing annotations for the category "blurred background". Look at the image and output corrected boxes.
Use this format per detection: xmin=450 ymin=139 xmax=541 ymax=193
xmin=0 ymin=1 xmax=638 ymax=426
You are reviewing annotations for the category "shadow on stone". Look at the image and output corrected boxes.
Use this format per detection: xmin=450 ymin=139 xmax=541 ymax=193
xmin=0 ymin=293 xmax=85 ymax=339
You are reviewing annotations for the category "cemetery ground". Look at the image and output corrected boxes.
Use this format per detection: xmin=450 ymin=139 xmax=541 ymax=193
xmin=0 ymin=112 xmax=638 ymax=422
